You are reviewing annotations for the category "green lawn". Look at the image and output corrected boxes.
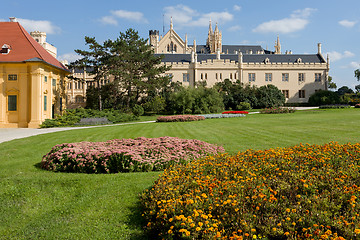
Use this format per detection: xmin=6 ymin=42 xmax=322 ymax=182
xmin=1 ymin=108 xmax=359 ymax=239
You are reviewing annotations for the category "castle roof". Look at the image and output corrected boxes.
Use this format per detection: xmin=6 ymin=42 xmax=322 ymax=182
xmin=0 ymin=21 xmax=69 ymax=72
xmin=157 ymin=53 xmax=326 ymax=64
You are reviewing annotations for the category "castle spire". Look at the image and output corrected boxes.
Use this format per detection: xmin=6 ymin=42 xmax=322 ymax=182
xmin=208 ymin=19 xmax=213 ymax=34
xmin=215 ymin=22 xmax=219 ymax=33
xmin=170 ymin=16 xmax=173 ymax=30
xmin=275 ymin=35 xmax=281 ymax=54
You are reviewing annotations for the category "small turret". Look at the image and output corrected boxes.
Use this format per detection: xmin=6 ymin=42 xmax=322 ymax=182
xmin=149 ymin=30 xmax=159 ymax=53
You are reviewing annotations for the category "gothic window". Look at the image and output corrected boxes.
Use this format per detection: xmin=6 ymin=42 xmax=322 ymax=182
xmin=168 ymin=42 xmax=177 ymax=52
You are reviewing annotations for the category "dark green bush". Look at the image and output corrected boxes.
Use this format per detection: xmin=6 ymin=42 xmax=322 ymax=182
xmin=236 ymin=102 xmax=252 ymax=110
xmin=255 ymin=84 xmax=285 ymax=108
xmin=132 ymin=104 xmax=144 ymax=116
xmin=308 ymin=90 xmax=341 ymax=106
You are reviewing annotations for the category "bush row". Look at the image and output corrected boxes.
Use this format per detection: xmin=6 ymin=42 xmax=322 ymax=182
xmin=141 ymin=142 xmax=360 ymax=239
xmin=40 ymin=108 xmax=138 ymax=128
xmin=260 ymin=107 xmax=296 ymax=114
xmin=319 ymin=104 xmax=351 ymax=109
xmin=41 ymin=137 xmax=224 ymax=173
xmin=156 ymin=115 xmax=205 ymax=122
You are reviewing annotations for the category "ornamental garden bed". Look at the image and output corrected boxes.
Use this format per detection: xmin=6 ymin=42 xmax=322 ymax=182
xmin=141 ymin=142 xmax=360 ymax=239
xmin=222 ymin=111 xmax=249 ymax=114
xmin=41 ymin=137 xmax=224 ymax=173
xmin=157 ymin=115 xmax=205 ymax=122
xmin=198 ymin=114 xmax=247 ymax=119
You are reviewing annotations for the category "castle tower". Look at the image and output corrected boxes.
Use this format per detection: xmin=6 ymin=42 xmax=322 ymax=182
xmin=30 ymin=31 xmax=57 ymax=57
xmin=149 ymin=30 xmax=159 ymax=53
xmin=206 ymin=19 xmax=213 ymax=49
xmin=274 ymin=35 xmax=281 ymax=54
xmin=213 ymin=22 xmax=222 ymax=53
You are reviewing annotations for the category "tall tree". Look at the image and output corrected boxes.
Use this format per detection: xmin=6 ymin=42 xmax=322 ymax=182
xmin=355 ymin=69 xmax=360 ymax=81
xmin=70 ymin=29 xmax=170 ymax=111
xmin=105 ymin=28 xmax=170 ymax=110
xmin=327 ymin=76 xmax=337 ymax=90
xmin=69 ymin=37 xmax=110 ymax=110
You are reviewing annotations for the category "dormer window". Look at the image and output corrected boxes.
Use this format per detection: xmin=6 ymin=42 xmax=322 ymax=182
xmin=296 ymin=58 xmax=302 ymax=63
xmin=264 ymin=58 xmax=270 ymax=64
xmin=1 ymin=44 xmax=11 ymax=55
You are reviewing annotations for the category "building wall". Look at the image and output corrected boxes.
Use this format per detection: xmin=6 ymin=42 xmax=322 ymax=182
xmin=164 ymin=57 xmax=328 ymax=103
xmin=0 ymin=62 xmax=67 ymax=128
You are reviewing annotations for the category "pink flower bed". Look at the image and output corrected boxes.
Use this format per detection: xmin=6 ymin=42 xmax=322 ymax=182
xmin=41 ymin=137 xmax=224 ymax=173
xmin=222 ymin=111 xmax=249 ymax=114
xmin=157 ymin=115 xmax=205 ymax=122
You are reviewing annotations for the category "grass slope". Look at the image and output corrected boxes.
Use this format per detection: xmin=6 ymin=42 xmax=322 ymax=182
xmin=0 ymin=109 xmax=359 ymax=239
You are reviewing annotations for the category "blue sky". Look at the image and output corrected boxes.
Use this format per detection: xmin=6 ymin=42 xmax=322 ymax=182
xmin=3 ymin=0 xmax=360 ymax=89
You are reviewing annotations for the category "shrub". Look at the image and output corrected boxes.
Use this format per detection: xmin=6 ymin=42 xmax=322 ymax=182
xmin=236 ymin=102 xmax=251 ymax=110
xmin=319 ymin=104 xmax=351 ymax=109
xmin=255 ymin=84 xmax=285 ymax=108
xmin=222 ymin=111 xmax=249 ymax=114
xmin=75 ymin=117 xmax=111 ymax=126
xmin=260 ymin=107 xmax=296 ymax=114
xmin=132 ymin=104 xmax=144 ymax=116
xmin=143 ymin=96 xmax=166 ymax=114
xmin=41 ymin=137 xmax=224 ymax=173
xmin=308 ymin=90 xmax=341 ymax=106
xmin=198 ymin=114 xmax=247 ymax=119
xmin=156 ymin=115 xmax=205 ymax=122
xmin=40 ymin=108 xmax=138 ymax=128
xmin=141 ymin=142 xmax=360 ymax=239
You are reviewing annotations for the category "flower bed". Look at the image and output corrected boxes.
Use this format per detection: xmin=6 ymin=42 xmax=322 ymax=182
xmin=260 ymin=107 xmax=296 ymax=114
xmin=41 ymin=137 xmax=224 ymax=173
xmin=157 ymin=115 xmax=205 ymax=122
xmin=197 ymin=114 xmax=246 ymax=119
xmin=141 ymin=142 xmax=360 ymax=239
xmin=319 ymin=104 xmax=351 ymax=109
xmin=222 ymin=111 xmax=249 ymax=114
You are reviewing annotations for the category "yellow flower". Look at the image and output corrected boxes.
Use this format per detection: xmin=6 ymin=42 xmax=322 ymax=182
xmin=272 ymin=228 xmax=277 ymax=231
xmin=251 ymin=228 xmax=256 ymax=232
xmin=285 ymin=208 xmax=290 ymax=212
xmin=355 ymin=229 xmax=360 ymax=234
xmin=196 ymin=227 xmax=201 ymax=231
xmin=284 ymin=232 xmax=290 ymax=236
xmin=198 ymin=222 xmax=203 ymax=227
xmin=168 ymin=229 xmax=173 ymax=234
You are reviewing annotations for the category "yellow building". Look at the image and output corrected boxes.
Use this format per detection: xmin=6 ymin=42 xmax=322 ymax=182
xmin=0 ymin=18 xmax=69 ymax=128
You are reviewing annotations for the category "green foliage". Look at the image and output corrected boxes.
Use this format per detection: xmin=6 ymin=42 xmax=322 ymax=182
xmin=319 ymin=104 xmax=351 ymax=109
xmin=260 ymin=107 xmax=296 ymax=114
xmin=71 ymin=29 xmax=171 ymax=111
xmin=143 ymin=96 xmax=166 ymax=114
xmin=132 ymin=104 xmax=144 ymax=116
xmin=166 ymin=86 xmax=224 ymax=114
xmin=355 ymin=69 xmax=360 ymax=81
xmin=40 ymin=108 xmax=138 ymax=128
xmin=308 ymin=90 xmax=341 ymax=106
xmin=336 ymin=86 xmax=354 ymax=96
xmin=327 ymin=76 xmax=337 ymax=89
xmin=236 ymin=102 xmax=252 ymax=110
xmin=255 ymin=84 xmax=285 ymax=108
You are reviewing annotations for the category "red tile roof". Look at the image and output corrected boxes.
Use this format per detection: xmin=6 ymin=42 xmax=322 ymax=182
xmin=0 ymin=22 xmax=69 ymax=72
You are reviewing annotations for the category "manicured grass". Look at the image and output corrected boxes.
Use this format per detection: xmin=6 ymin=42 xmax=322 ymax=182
xmin=0 ymin=108 xmax=359 ymax=239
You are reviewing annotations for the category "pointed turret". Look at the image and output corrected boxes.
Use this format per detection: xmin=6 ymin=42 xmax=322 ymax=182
xmin=274 ymin=35 xmax=281 ymax=54
xmin=170 ymin=16 xmax=173 ymax=30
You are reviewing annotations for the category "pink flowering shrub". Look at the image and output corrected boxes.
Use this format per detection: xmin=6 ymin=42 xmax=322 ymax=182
xmin=222 ymin=111 xmax=249 ymax=114
xmin=157 ymin=115 xmax=205 ymax=122
xmin=41 ymin=137 xmax=224 ymax=173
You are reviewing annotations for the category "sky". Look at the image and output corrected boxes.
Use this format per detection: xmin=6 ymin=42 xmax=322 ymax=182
xmin=2 ymin=0 xmax=360 ymax=90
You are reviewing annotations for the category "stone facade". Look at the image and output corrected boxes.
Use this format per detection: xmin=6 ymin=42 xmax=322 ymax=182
xmin=151 ymin=20 xmax=330 ymax=103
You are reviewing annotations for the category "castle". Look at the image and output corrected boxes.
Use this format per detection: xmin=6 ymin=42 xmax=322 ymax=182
xmin=149 ymin=19 xmax=329 ymax=103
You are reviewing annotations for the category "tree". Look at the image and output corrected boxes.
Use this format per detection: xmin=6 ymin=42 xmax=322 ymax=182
xmin=308 ymin=90 xmax=341 ymax=106
xmin=355 ymin=69 xmax=360 ymax=81
xmin=255 ymin=84 xmax=285 ymax=108
xmin=71 ymin=29 xmax=170 ymax=111
xmin=69 ymin=36 xmax=111 ymax=111
xmin=355 ymin=84 xmax=360 ymax=93
xmin=336 ymin=86 xmax=354 ymax=96
xmin=327 ymin=76 xmax=337 ymax=90
xmin=105 ymin=29 xmax=170 ymax=111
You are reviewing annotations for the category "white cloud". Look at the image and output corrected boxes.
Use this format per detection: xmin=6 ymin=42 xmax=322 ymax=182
xmin=233 ymin=5 xmax=241 ymax=11
xmin=228 ymin=25 xmax=242 ymax=32
xmin=253 ymin=8 xmax=316 ymax=34
xmin=100 ymin=16 xmax=118 ymax=26
xmin=100 ymin=10 xmax=148 ymax=25
xmin=164 ymin=5 xmax=233 ymax=28
xmin=17 ymin=18 xmax=61 ymax=34
xmin=57 ymin=52 xmax=81 ymax=63
xmin=339 ymin=20 xmax=357 ymax=28
xmin=327 ymin=50 xmax=355 ymax=62
xmin=349 ymin=61 xmax=360 ymax=68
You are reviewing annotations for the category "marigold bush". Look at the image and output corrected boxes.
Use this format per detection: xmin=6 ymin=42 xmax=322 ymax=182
xmin=157 ymin=115 xmax=205 ymax=122
xmin=141 ymin=142 xmax=360 ymax=239
xmin=41 ymin=137 xmax=224 ymax=173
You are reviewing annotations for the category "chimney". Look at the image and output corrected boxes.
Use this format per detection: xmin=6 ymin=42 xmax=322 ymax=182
xmin=9 ymin=17 xmax=17 ymax=22
xmin=318 ymin=43 xmax=322 ymax=55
